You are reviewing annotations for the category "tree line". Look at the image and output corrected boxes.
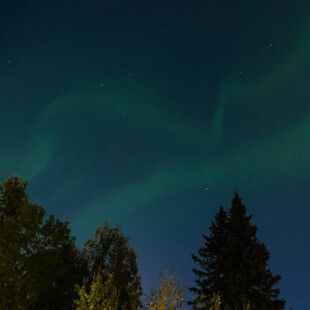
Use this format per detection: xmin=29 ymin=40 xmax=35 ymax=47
xmin=0 ymin=176 xmax=288 ymax=309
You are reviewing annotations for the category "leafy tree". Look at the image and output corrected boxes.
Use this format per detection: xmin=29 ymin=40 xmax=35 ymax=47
xmin=0 ymin=175 xmax=86 ymax=309
xmin=74 ymin=268 xmax=120 ymax=310
xmin=190 ymin=191 xmax=285 ymax=310
xmin=146 ymin=266 xmax=187 ymax=310
xmin=83 ymin=222 xmax=143 ymax=310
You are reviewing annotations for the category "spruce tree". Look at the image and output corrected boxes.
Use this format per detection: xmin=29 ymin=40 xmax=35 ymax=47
xmin=190 ymin=192 xmax=285 ymax=310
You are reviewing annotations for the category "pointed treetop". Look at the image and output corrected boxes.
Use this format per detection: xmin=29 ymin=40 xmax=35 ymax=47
xmin=230 ymin=190 xmax=252 ymax=224
xmin=190 ymin=191 xmax=285 ymax=309
xmin=233 ymin=190 xmax=240 ymax=201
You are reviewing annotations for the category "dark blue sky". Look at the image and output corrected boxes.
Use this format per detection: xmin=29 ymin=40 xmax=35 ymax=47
xmin=1 ymin=1 xmax=310 ymax=309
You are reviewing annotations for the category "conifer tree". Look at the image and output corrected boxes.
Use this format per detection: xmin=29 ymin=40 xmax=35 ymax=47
xmin=190 ymin=192 xmax=285 ymax=310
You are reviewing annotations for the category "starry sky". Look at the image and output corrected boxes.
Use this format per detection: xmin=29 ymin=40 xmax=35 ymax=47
xmin=1 ymin=1 xmax=310 ymax=308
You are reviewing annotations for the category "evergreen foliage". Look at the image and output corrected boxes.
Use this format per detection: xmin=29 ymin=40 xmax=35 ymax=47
xmin=194 ymin=292 xmax=251 ymax=310
xmin=190 ymin=192 xmax=285 ymax=310
xmin=83 ymin=222 xmax=143 ymax=310
xmin=0 ymin=176 xmax=291 ymax=309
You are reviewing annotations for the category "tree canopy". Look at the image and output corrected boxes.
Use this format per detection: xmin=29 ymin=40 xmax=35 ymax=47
xmin=0 ymin=175 xmax=86 ymax=309
xmin=75 ymin=268 xmax=120 ymax=310
xmin=190 ymin=192 xmax=285 ymax=310
xmin=146 ymin=266 xmax=187 ymax=310
xmin=0 ymin=176 xmax=289 ymax=309
xmin=83 ymin=222 xmax=143 ymax=310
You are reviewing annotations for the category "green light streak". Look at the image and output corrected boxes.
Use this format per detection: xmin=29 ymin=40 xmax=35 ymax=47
xmin=38 ymin=78 xmax=214 ymax=143
xmin=214 ymin=19 xmax=310 ymax=140
xmin=1 ymin=17 xmax=310 ymax=227
xmin=0 ymin=78 xmax=212 ymax=179
xmin=0 ymin=77 xmax=216 ymax=180
xmin=71 ymin=110 xmax=310 ymax=229
xmin=71 ymin=20 xmax=310 ymax=228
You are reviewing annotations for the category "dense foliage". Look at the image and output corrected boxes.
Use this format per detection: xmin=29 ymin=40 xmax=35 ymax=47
xmin=146 ymin=266 xmax=187 ymax=310
xmin=0 ymin=176 xmax=288 ymax=309
xmin=83 ymin=223 xmax=143 ymax=310
xmin=0 ymin=176 xmax=85 ymax=309
xmin=190 ymin=192 xmax=285 ymax=310
xmin=0 ymin=176 xmax=142 ymax=309
xmin=75 ymin=269 xmax=120 ymax=310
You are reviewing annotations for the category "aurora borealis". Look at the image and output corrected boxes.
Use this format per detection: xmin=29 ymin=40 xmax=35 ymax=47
xmin=1 ymin=1 xmax=309 ymax=308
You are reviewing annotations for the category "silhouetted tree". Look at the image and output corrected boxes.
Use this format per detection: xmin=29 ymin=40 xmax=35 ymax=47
xmin=190 ymin=192 xmax=285 ymax=310
xmin=0 ymin=175 xmax=86 ymax=309
xmin=83 ymin=222 xmax=143 ymax=310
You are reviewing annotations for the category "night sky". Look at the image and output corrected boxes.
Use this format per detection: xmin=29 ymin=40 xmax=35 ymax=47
xmin=1 ymin=1 xmax=310 ymax=309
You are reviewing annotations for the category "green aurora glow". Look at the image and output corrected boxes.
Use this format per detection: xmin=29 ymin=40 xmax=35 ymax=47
xmin=1 ymin=18 xmax=310 ymax=220
xmin=1 ymin=2 xmax=310 ymax=308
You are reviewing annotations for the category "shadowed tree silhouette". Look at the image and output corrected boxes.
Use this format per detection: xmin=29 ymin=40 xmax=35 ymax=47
xmin=190 ymin=191 xmax=285 ymax=310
